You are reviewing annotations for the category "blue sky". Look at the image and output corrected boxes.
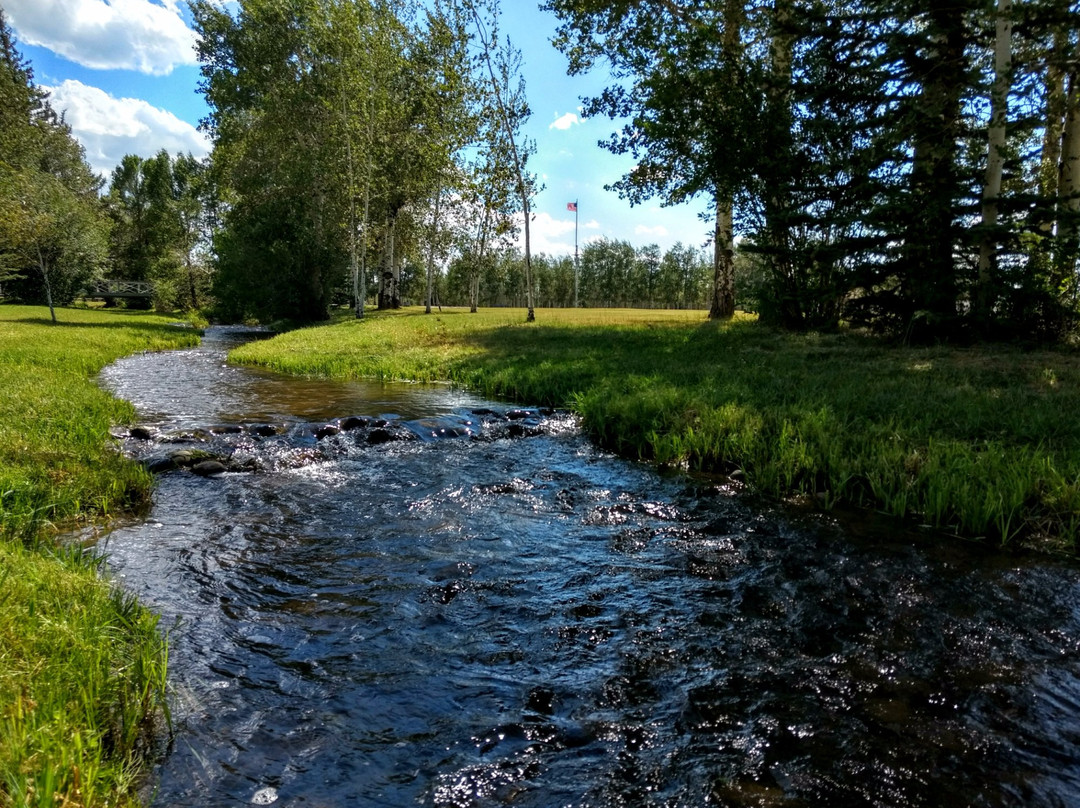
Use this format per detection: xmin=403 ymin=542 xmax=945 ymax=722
xmin=5 ymin=0 xmax=712 ymax=257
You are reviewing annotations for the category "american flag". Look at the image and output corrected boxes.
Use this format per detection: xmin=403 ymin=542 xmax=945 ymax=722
xmin=567 ymin=202 xmax=578 ymax=212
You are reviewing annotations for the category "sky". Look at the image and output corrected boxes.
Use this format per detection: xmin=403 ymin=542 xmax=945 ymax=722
xmin=4 ymin=0 xmax=713 ymax=258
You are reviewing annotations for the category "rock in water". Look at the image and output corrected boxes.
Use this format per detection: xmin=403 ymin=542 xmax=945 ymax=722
xmin=191 ymin=460 xmax=227 ymax=477
xmin=367 ymin=428 xmax=395 ymax=445
xmin=251 ymin=787 xmax=278 ymax=805
xmin=315 ymin=424 xmax=341 ymax=440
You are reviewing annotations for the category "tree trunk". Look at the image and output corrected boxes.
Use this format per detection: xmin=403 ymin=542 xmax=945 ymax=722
xmin=425 ymin=188 xmax=441 ymax=314
xmin=1056 ymin=66 xmax=1080 ymax=293
xmin=391 ymin=220 xmax=402 ymax=309
xmin=344 ymin=92 xmax=361 ymax=320
xmin=976 ymin=0 xmax=1012 ymax=322
xmin=186 ymin=253 xmax=198 ymax=311
xmin=37 ymin=246 xmax=55 ymax=323
xmin=763 ymin=0 xmax=797 ymax=326
xmin=707 ymin=0 xmax=744 ymax=321
xmin=709 ymin=191 xmax=736 ymax=319
xmin=1041 ymin=30 xmax=1068 ymax=203
xmin=470 ymin=204 xmax=491 ymax=313
xmin=378 ymin=214 xmax=398 ymax=310
xmin=1034 ymin=28 xmax=1067 ymax=290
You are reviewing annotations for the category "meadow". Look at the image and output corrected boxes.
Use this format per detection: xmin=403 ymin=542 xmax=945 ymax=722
xmin=233 ymin=306 xmax=1080 ymax=550
xmin=0 ymin=305 xmax=198 ymax=808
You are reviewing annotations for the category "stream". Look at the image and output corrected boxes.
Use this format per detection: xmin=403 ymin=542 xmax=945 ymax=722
xmin=97 ymin=326 xmax=1080 ymax=807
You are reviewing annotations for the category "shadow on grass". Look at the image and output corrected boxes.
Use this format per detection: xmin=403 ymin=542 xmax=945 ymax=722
xmin=449 ymin=317 xmax=1080 ymax=451
xmin=5 ymin=310 xmax=197 ymax=337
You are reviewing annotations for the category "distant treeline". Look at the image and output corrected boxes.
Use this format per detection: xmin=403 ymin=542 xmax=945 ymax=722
xmin=431 ymin=240 xmax=715 ymax=311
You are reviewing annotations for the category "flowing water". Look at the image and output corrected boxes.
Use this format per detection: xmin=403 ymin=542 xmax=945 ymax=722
xmin=97 ymin=327 xmax=1080 ymax=808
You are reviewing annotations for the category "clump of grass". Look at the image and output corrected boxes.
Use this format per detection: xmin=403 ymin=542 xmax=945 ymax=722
xmin=0 ymin=542 xmax=170 ymax=808
xmin=0 ymin=304 xmax=197 ymax=807
xmin=232 ymin=307 xmax=1080 ymax=549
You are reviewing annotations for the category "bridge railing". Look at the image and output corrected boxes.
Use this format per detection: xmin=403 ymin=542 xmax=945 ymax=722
xmin=82 ymin=280 xmax=156 ymax=298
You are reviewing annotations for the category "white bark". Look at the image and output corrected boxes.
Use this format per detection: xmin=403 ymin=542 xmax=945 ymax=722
xmin=1058 ymin=68 xmax=1080 ymax=287
xmin=977 ymin=0 xmax=1012 ymax=315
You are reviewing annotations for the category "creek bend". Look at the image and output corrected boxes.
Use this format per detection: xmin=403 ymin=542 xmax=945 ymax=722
xmin=97 ymin=327 xmax=1080 ymax=807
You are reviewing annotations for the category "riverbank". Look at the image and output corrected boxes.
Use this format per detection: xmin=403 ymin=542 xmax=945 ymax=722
xmin=0 ymin=305 xmax=199 ymax=807
xmin=231 ymin=307 xmax=1080 ymax=550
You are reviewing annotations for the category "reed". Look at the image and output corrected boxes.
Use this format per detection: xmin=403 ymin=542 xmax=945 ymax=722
xmin=232 ymin=307 xmax=1080 ymax=549
xmin=0 ymin=304 xmax=197 ymax=807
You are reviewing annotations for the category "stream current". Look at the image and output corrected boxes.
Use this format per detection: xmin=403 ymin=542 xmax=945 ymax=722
xmin=97 ymin=327 xmax=1080 ymax=807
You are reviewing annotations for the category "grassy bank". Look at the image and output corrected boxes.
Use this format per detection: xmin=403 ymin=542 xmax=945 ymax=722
xmin=0 ymin=305 xmax=199 ymax=807
xmin=232 ymin=307 xmax=1080 ymax=549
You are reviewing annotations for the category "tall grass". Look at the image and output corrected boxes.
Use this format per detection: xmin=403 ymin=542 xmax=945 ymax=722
xmin=233 ymin=307 xmax=1080 ymax=548
xmin=0 ymin=306 xmax=198 ymax=539
xmin=0 ymin=304 xmax=197 ymax=807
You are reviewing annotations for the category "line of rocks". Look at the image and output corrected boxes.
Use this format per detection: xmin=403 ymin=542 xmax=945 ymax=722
xmin=123 ymin=407 xmax=568 ymax=478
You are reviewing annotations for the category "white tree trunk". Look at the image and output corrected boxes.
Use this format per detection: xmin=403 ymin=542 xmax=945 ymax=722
xmin=976 ymin=0 xmax=1012 ymax=317
xmin=709 ymin=193 xmax=736 ymax=319
xmin=425 ymin=188 xmax=441 ymax=314
xmin=1057 ymin=67 xmax=1080 ymax=291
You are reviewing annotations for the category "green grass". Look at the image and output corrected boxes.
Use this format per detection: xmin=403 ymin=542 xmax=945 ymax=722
xmin=0 ymin=304 xmax=198 ymax=808
xmin=233 ymin=306 xmax=1080 ymax=549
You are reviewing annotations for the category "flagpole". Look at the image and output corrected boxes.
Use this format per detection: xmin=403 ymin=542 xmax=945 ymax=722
xmin=573 ymin=200 xmax=579 ymax=309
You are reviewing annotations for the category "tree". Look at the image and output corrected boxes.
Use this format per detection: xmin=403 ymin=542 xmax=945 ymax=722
xmin=192 ymin=0 xmax=479 ymax=322
xmin=975 ymin=0 xmax=1013 ymax=323
xmin=0 ymin=11 xmax=109 ymax=318
xmin=465 ymin=0 xmax=539 ymax=322
xmin=105 ymin=151 xmax=214 ymax=310
xmin=546 ymin=0 xmax=761 ymax=320
xmin=0 ymin=169 xmax=109 ymax=322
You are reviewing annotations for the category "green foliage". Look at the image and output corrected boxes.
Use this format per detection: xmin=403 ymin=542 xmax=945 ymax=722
xmin=193 ymin=0 xmax=487 ymax=322
xmin=234 ymin=308 xmax=1080 ymax=548
xmin=545 ymin=0 xmax=1080 ymax=340
xmin=443 ymin=241 xmax=713 ymax=310
xmin=0 ymin=13 xmax=110 ymax=317
xmin=104 ymin=151 xmax=214 ymax=312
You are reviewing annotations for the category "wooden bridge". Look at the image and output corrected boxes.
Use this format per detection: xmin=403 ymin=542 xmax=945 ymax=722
xmin=82 ymin=280 xmax=155 ymax=300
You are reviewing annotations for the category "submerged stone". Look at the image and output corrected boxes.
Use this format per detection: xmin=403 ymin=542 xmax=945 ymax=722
xmin=191 ymin=460 xmax=228 ymax=477
xmin=367 ymin=428 xmax=395 ymax=445
xmin=339 ymin=416 xmax=370 ymax=431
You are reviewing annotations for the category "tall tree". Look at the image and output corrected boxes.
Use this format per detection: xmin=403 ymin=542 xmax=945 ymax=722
xmin=465 ymin=0 xmax=538 ymax=322
xmin=0 ymin=11 xmax=109 ymax=318
xmin=976 ymin=0 xmax=1013 ymax=322
xmin=546 ymin=0 xmax=759 ymax=321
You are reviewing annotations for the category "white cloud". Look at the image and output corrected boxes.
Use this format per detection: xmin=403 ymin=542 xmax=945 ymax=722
xmin=549 ymin=112 xmax=581 ymax=131
xmin=5 ymin=0 xmax=196 ymax=75
xmin=635 ymin=224 xmax=669 ymax=238
xmin=584 ymin=219 xmax=600 ymax=230
xmin=514 ymin=210 xmax=580 ymax=256
xmin=44 ymin=80 xmax=210 ymax=177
